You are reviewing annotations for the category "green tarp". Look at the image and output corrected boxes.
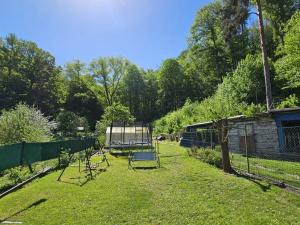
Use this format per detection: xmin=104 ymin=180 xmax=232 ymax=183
xmin=0 ymin=138 xmax=96 ymax=171
xmin=0 ymin=144 xmax=22 ymax=171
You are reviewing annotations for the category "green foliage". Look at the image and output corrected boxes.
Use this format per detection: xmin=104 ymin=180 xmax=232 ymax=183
xmin=120 ymin=64 xmax=146 ymax=121
xmin=158 ymin=58 xmax=185 ymax=113
xmin=7 ymin=167 xmax=31 ymax=184
xmin=277 ymin=94 xmax=299 ymax=109
xmin=192 ymin=147 xmax=223 ymax=168
xmin=262 ymin=0 xmax=300 ymax=46
xmin=218 ymin=54 xmax=268 ymax=104
xmin=154 ymin=90 xmax=244 ymax=135
xmin=100 ymin=102 xmax=135 ymax=125
xmin=242 ymin=103 xmax=266 ymax=117
xmin=65 ymin=75 xmax=103 ymax=129
xmin=0 ymin=103 xmax=55 ymax=145
xmin=275 ymin=10 xmax=300 ymax=90
xmin=64 ymin=59 xmax=86 ymax=80
xmin=189 ymin=1 xmax=231 ymax=81
xmin=56 ymin=111 xmax=89 ymax=137
xmin=0 ymin=34 xmax=67 ymax=115
xmin=90 ymin=57 xmax=129 ymax=106
xmin=95 ymin=102 xmax=135 ymax=140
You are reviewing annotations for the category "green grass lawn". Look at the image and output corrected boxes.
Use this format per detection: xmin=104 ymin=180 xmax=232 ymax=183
xmin=0 ymin=142 xmax=300 ymax=225
xmin=231 ymin=153 xmax=300 ymax=188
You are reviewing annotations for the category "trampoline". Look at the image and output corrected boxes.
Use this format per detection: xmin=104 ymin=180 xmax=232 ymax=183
xmin=105 ymin=122 xmax=152 ymax=150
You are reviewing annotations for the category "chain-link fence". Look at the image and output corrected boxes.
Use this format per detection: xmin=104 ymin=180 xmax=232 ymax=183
xmin=181 ymin=125 xmax=300 ymax=188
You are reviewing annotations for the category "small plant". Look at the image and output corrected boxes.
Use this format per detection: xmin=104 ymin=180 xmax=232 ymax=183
xmin=58 ymin=150 xmax=71 ymax=168
xmin=194 ymin=147 xmax=222 ymax=168
xmin=8 ymin=167 xmax=31 ymax=184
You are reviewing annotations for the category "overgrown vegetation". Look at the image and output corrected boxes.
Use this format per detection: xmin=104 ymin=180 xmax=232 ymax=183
xmin=0 ymin=104 xmax=55 ymax=145
xmin=190 ymin=146 xmax=223 ymax=168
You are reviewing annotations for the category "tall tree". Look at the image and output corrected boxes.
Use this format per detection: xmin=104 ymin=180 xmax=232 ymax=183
xmin=222 ymin=0 xmax=250 ymax=67
xmin=120 ymin=64 xmax=145 ymax=121
xmin=0 ymin=34 xmax=66 ymax=115
xmin=65 ymin=75 xmax=103 ymax=129
xmin=256 ymin=0 xmax=273 ymax=110
xmin=64 ymin=59 xmax=86 ymax=80
xmin=189 ymin=1 xmax=231 ymax=85
xmin=90 ymin=57 xmax=129 ymax=106
xmin=263 ymin=0 xmax=300 ymax=46
xmin=158 ymin=59 xmax=185 ymax=114
xmin=275 ymin=10 xmax=300 ymax=93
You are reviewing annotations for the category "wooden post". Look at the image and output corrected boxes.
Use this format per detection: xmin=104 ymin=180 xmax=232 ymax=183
xmin=218 ymin=119 xmax=232 ymax=173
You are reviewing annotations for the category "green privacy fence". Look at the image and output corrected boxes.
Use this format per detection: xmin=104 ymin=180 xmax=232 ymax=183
xmin=0 ymin=138 xmax=96 ymax=171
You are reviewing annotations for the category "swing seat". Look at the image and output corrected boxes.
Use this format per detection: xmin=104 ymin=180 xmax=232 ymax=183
xmin=131 ymin=152 xmax=156 ymax=161
xmin=128 ymin=151 xmax=160 ymax=168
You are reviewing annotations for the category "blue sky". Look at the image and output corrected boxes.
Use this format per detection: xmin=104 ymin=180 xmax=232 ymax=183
xmin=0 ymin=0 xmax=211 ymax=70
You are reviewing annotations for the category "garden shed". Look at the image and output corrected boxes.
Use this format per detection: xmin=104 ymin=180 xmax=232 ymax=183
xmin=181 ymin=108 xmax=300 ymax=158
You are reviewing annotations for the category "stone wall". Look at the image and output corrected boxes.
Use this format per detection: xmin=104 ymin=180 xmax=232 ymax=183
xmin=228 ymin=117 xmax=280 ymax=154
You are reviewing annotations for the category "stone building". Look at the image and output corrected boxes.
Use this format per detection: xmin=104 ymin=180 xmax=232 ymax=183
xmin=181 ymin=108 xmax=300 ymax=158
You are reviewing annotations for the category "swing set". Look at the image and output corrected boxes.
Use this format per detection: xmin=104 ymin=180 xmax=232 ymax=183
xmin=105 ymin=121 xmax=160 ymax=169
xmin=57 ymin=140 xmax=110 ymax=182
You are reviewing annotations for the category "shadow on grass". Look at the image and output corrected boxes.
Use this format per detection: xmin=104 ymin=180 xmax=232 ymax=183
xmin=160 ymin=154 xmax=183 ymax=158
xmin=0 ymin=198 xmax=47 ymax=223
xmin=58 ymin=168 xmax=107 ymax=187
xmin=132 ymin=166 xmax=158 ymax=170
xmin=235 ymin=172 xmax=271 ymax=192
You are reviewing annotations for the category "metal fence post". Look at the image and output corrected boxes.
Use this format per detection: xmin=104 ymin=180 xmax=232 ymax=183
xmin=244 ymin=124 xmax=250 ymax=173
xmin=210 ymin=128 xmax=213 ymax=150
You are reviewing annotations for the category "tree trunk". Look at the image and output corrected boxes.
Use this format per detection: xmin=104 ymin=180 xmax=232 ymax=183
xmin=217 ymin=119 xmax=232 ymax=173
xmin=256 ymin=0 xmax=273 ymax=111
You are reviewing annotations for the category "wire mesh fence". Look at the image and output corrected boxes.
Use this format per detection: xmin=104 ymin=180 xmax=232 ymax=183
xmin=181 ymin=124 xmax=300 ymax=188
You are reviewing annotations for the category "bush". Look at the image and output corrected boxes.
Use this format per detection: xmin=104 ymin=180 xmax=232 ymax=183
xmin=0 ymin=103 xmax=55 ymax=145
xmin=193 ymin=147 xmax=222 ymax=168
xmin=56 ymin=111 xmax=89 ymax=137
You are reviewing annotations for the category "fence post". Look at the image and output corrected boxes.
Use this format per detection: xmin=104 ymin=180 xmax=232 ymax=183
xmin=20 ymin=140 xmax=25 ymax=167
xmin=210 ymin=128 xmax=213 ymax=150
xmin=244 ymin=124 xmax=250 ymax=173
xmin=218 ymin=119 xmax=232 ymax=173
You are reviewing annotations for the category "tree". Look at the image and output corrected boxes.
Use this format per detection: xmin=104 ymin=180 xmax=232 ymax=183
xmin=0 ymin=34 xmax=66 ymax=115
xmin=142 ymin=70 xmax=159 ymax=122
xmin=0 ymin=103 xmax=55 ymax=144
xmin=90 ymin=57 xmax=129 ymax=106
xmin=56 ymin=111 xmax=89 ymax=137
xmin=189 ymin=1 xmax=231 ymax=81
xmin=218 ymin=54 xmax=276 ymax=105
xmin=95 ymin=103 xmax=135 ymax=145
xmin=275 ymin=10 xmax=300 ymax=92
xmin=222 ymin=0 xmax=250 ymax=67
xmin=158 ymin=59 xmax=185 ymax=114
xmin=120 ymin=64 xmax=145 ymax=121
xmin=255 ymin=0 xmax=274 ymax=110
xmin=64 ymin=60 xmax=86 ymax=80
xmin=65 ymin=75 xmax=103 ymax=129
xmin=263 ymin=0 xmax=300 ymax=46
